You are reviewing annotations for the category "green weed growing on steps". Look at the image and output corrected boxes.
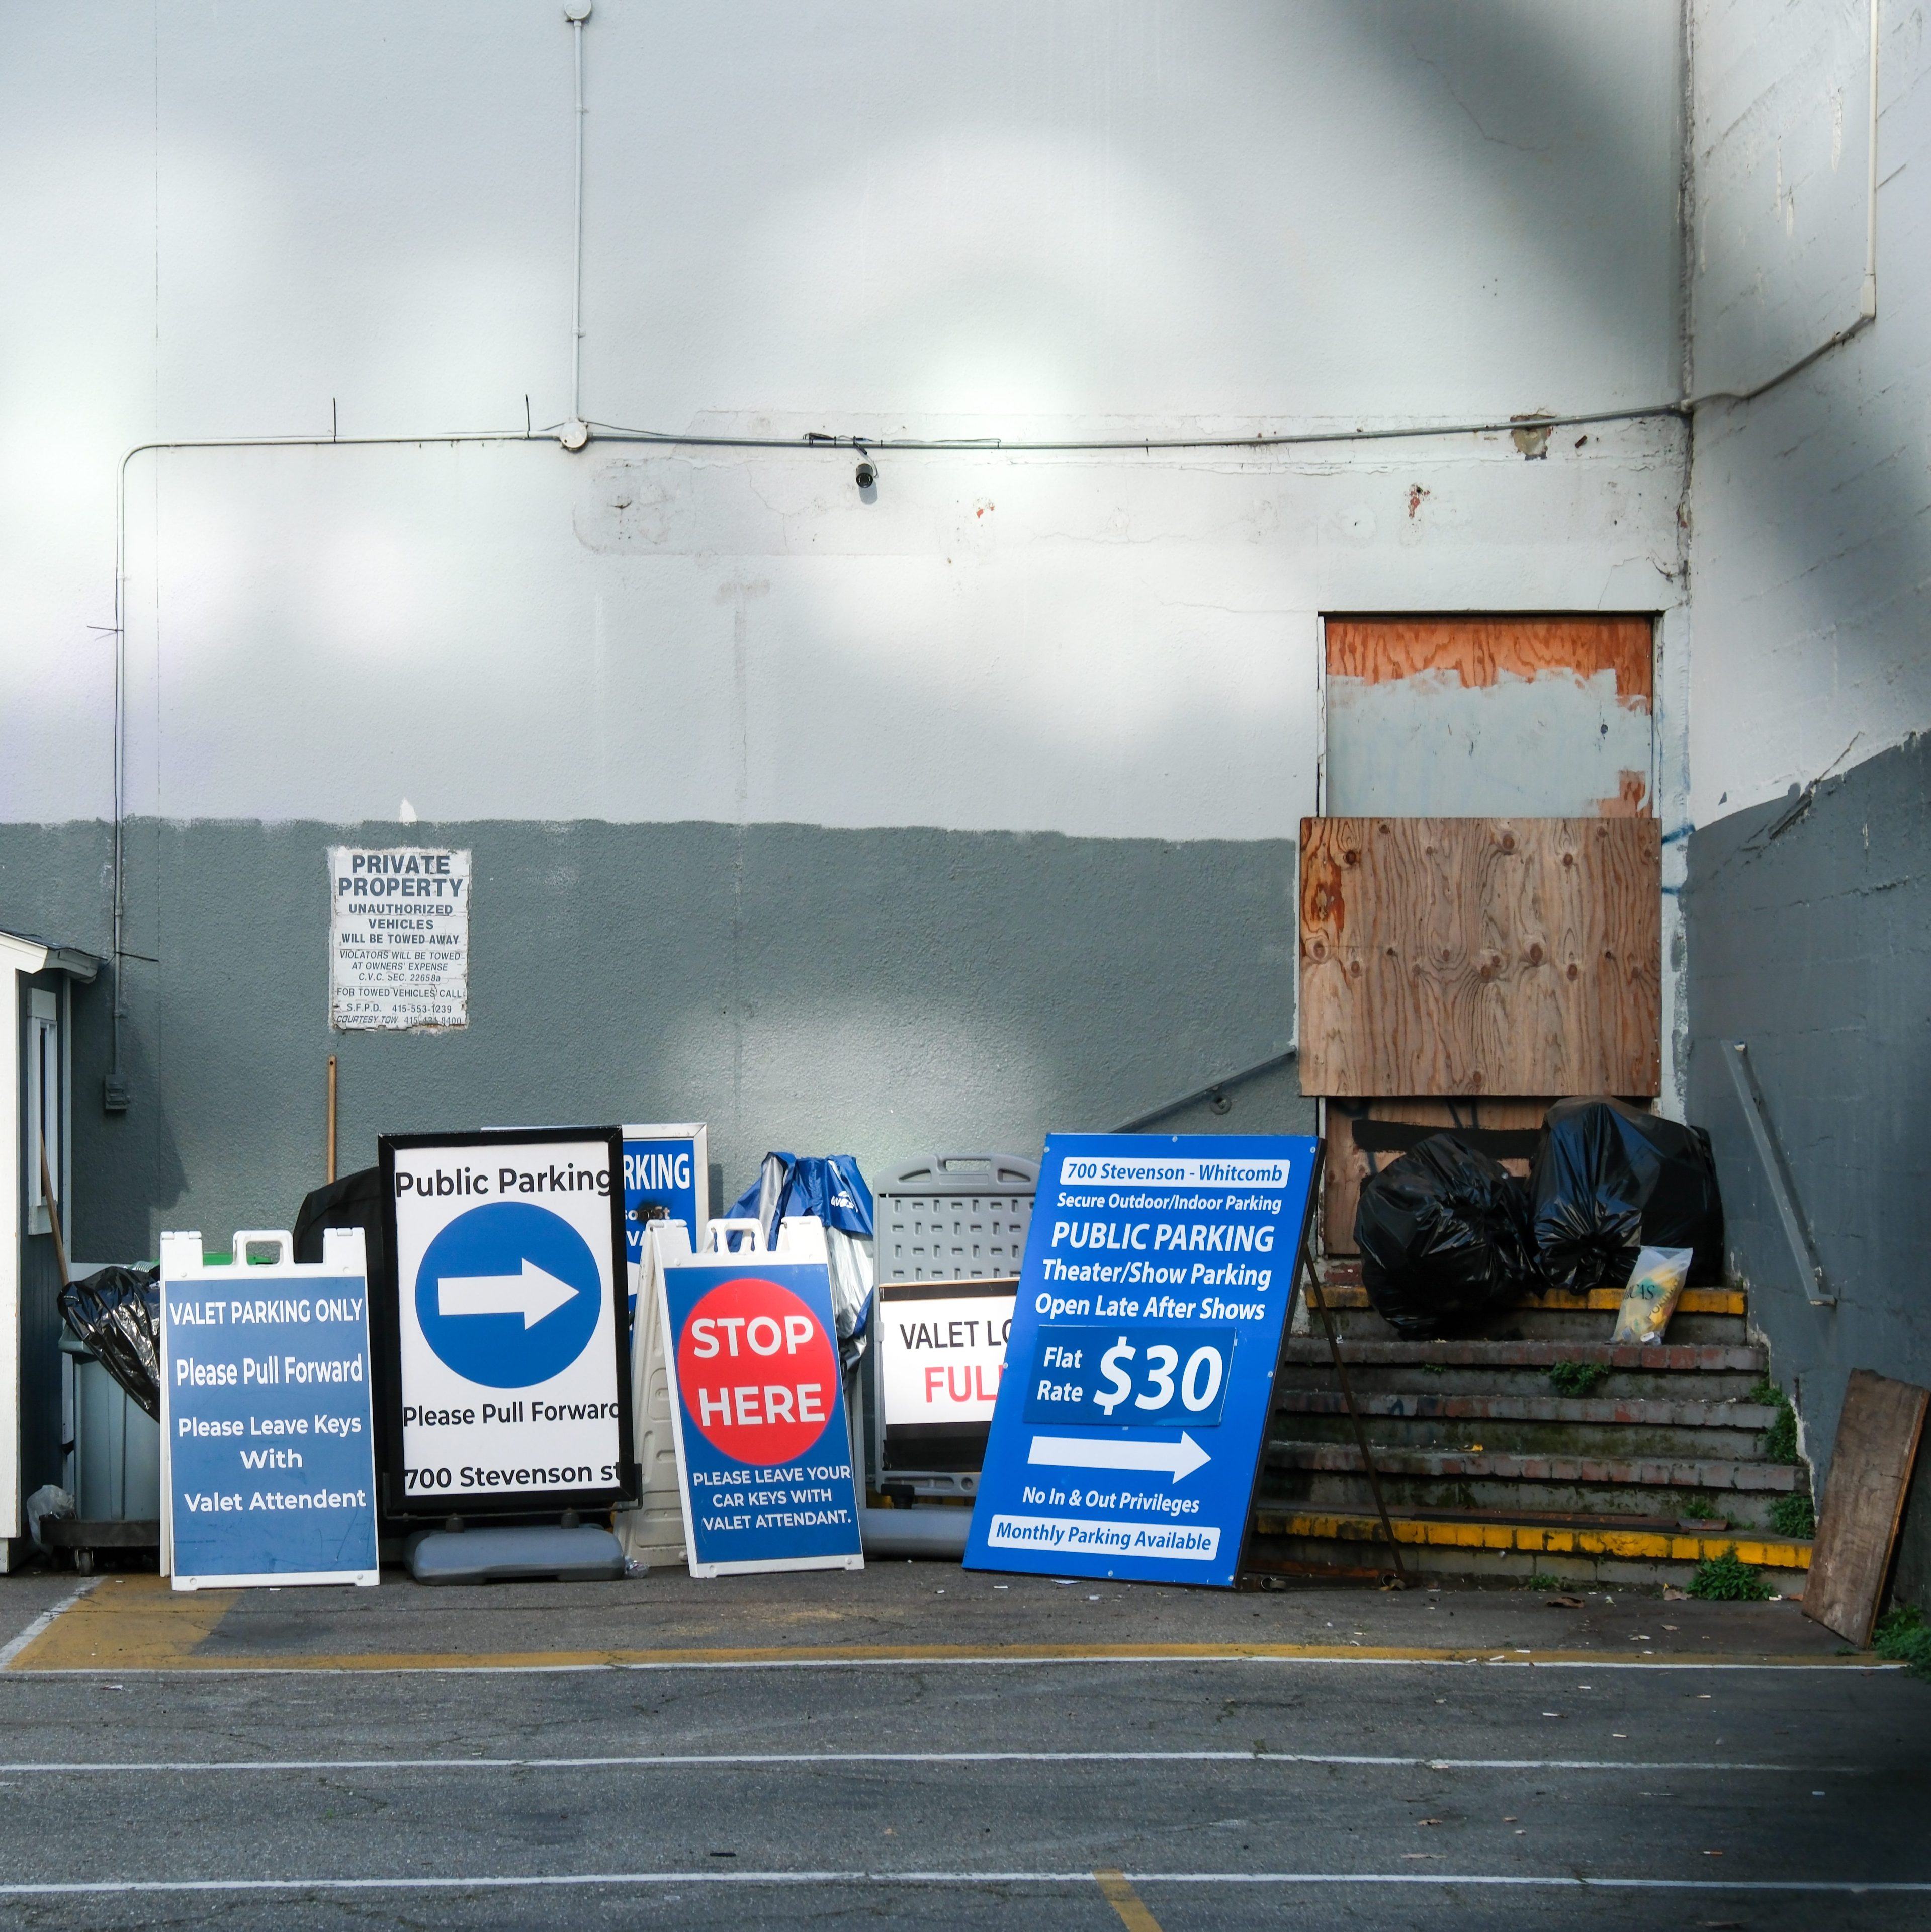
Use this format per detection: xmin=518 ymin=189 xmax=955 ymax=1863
xmin=1548 ymin=1359 xmax=1612 ymax=1397
xmin=1686 ymin=1545 xmax=1773 ymax=1601
xmin=1769 ymin=1492 xmax=1816 ymax=1539
xmin=1746 ymin=1380 xmax=1800 ymax=1463
xmin=1679 ymin=1495 xmax=1720 ymax=1521
xmin=1874 ymin=1603 xmax=1931 ymax=1679
xmin=1524 ymin=1572 xmax=1563 ymax=1591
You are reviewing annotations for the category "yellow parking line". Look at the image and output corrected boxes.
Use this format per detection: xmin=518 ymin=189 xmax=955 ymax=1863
xmin=1096 ymin=1867 xmax=1165 ymax=1930
xmin=3 ymin=1573 xmax=1876 ymax=1676
xmin=6 ymin=1575 xmax=238 ymax=1672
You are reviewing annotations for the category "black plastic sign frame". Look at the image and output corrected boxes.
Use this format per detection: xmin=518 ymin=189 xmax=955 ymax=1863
xmin=376 ymin=1126 xmax=638 ymax=1521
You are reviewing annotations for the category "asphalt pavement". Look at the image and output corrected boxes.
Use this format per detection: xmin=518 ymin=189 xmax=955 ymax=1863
xmin=0 ymin=1560 xmax=1922 ymax=1929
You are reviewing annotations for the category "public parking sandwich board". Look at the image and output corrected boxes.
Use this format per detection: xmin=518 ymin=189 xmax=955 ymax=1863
xmin=378 ymin=1128 xmax=637 ymax=1517
xmin=655 ymin=1218 xmax=864 ymax=1576
xmin=159 ymin=1227 xmax=379 ymax=1590
xmin=621 ymin=1122 xmax=708 ymax=1314
xmin=964 ymin=1133 xmax=1318 ymax=1588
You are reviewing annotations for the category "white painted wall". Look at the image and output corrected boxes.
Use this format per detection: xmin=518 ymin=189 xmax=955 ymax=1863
xmin=1688 ymin=0 xmax=1931 ymax=821
xmin=1692 ymin=0 xmax=1875 ymax=399
xmin=0 ymin=2 xmax=1686 ymax=842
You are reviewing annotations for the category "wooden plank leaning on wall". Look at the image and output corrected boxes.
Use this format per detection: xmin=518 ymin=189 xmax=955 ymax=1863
xmin=1804 ymin=1370 xmax=1930 ymax=1647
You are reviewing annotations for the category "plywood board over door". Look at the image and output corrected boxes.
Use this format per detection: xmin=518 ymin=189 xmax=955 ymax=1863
xmin=1323 ymin=615 xmax=1654 ymax=819
xmin=1299 ymin=817 xmax=1661 ymax=1098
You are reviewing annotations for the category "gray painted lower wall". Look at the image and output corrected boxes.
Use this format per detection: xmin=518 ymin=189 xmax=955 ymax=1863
xmin=1683 ymin=735 xmax=1931 ymax=1550
xmin=0 ymin=818 xmax=1310 ymax=1264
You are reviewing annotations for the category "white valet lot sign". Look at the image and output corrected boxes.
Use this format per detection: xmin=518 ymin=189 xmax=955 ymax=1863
xmin=379 ymin=1129 xmax=637 ymax=1517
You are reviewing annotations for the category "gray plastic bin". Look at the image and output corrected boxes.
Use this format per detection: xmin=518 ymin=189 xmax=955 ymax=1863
xmin=875 ymin=1153 xmax=1036 ymax=1283
xmin=55 ymin=1329 xmax=160 ymax=1570
xmin=864 ymin=1154 xmax=1036 ymax=1508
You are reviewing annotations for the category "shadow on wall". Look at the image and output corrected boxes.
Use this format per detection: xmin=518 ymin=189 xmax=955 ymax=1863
xmin=69 ymin=974 xmax=189 ymax=1264
xmin=1683 ymin=732 xmax=1931 ymax=1489
xmin=2 ymin=818 xmax=1308 ymax=1254
xmin=1320 ymin=0 xmax=1679 ymax=397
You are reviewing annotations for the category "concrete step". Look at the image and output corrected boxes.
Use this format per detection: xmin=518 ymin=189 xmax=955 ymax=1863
xmin=1245 ymin=1508 xmax=1813 ymax=1589
xmin=1274 ymin=1389 xmax=1780 ymax=1431
xmin=1274 ymin=1402 xmax=1774 ymax=1461
xmin=1283 ymin=1337 xmax=1762 ymax=1369
xmin=1262 ymin=1440 xmax=1799 ymax=1507
xmin=1277 ymin=1361 xmax=1770 ymax=1403
xmin=1307 ymin=1306 xmax=1747 ymax=1346
xmin=1278 ymin=1340 xmax=1767 ymax=1407
xmin=1310 ymin=1280 xmax=1745 ymax=1318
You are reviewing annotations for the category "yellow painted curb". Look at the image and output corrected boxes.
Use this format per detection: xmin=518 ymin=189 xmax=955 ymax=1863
xmin=1254 ymin=1511 xmax=1812 ymax=1570
xmin=1312 ymin=1285 xmax=1745 ymax=1316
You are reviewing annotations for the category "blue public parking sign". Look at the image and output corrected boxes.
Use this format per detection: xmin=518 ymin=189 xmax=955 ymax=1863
xmin=964 ymin=1134 xmax=1318 ymax=1589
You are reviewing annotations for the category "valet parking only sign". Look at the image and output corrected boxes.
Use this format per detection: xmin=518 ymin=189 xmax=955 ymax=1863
xmin=656 ymin=1222 xmax=863 ymax=1577
xmin=965 ymin=1134 xmax=1318 ymax=1589
xmin=379 ymin=1128 xmax=636 ymax=1516
xmin=160 ymin=1227 xmax=379 ymax=1590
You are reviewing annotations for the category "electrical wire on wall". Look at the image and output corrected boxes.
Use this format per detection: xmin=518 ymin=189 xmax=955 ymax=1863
xmin=89 ymin=0 xmax=1885 ymax=1114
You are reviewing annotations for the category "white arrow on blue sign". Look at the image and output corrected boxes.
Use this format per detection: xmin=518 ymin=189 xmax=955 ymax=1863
xmin=1027 ymin=1432 xmax=1211 ymax=1482
xmin=438 ymin=1258 xmax=579 ymax=1329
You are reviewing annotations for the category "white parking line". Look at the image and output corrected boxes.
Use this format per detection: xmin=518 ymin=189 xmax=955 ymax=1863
xmin=6 ymin=1652 xmax=1895 ymax=1677
xmin=0 ymin=1750 xmax=1827 ymax=1775
xmin=0 ymin=1870 xmax=1921 ymax=1898
xmin=0 ymin=1582 xmax=97 ymax=1670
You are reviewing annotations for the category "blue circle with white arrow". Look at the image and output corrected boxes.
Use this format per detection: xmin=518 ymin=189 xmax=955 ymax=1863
xmin=415 ymin=1202 xmax=603 ymax=1388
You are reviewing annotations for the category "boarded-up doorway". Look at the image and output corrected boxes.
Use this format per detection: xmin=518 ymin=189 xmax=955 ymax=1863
xmin=1312 ymin=614 xmax=1658 ymax=1253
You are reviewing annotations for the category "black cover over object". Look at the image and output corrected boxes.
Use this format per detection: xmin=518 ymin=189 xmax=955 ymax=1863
xmin=1354 ymin=1134 xmax=1543 ymax=1337
xmin=59 ymin=1268 xmax=161 ymax=1420
xmin=1529 ymin=1096 xmax=1724 ymax=1291
xmin=294 ymin=1166 xmax=388 ymax=1284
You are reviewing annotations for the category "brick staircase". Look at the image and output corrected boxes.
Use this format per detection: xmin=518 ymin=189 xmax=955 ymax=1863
xmin=1247 ymin=1268 xmax=1815 ymax=1590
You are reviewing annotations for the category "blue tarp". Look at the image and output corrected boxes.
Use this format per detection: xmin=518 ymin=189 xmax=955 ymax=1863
xmin=726 ymin=1154 xmax=875 ymax=1359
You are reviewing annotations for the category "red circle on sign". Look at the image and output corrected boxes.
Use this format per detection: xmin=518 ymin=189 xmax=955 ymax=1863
xmin=676 ymin=1276 xmax=839 ymax=1466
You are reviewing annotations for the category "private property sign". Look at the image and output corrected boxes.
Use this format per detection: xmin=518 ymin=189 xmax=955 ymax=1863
xmin=329 ymin=846 xmax=470 ymax=1030
xmin=965 ymin=1133 xmax=1319 ymax=1588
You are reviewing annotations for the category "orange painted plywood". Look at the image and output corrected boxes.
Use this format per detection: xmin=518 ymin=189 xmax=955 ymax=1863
xmin=1326 ymin=615 xmax=1652 ymax=710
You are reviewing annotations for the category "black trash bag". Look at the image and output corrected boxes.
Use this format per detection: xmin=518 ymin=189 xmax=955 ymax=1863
xmin=1355 ymin=1134 xmax=1544 ymax=1337
xmin=294 ymin=1166 xmax=388 ymax=1285
xmin=58 ymin=1267 xmax=161 ymax=1421
xmin=1529 ymin=1096 xmax=1724 ymax=1292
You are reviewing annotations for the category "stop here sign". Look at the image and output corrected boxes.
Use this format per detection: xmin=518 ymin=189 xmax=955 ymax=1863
xmin=675 ymin=1276 xmax=840 ymax=1466
xmin=656 ymin=1222 xmax=864 ymax=1577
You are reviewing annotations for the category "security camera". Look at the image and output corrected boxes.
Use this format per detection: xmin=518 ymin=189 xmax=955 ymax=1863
xmin=855 ymin=460 xmax=877 ymax=490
